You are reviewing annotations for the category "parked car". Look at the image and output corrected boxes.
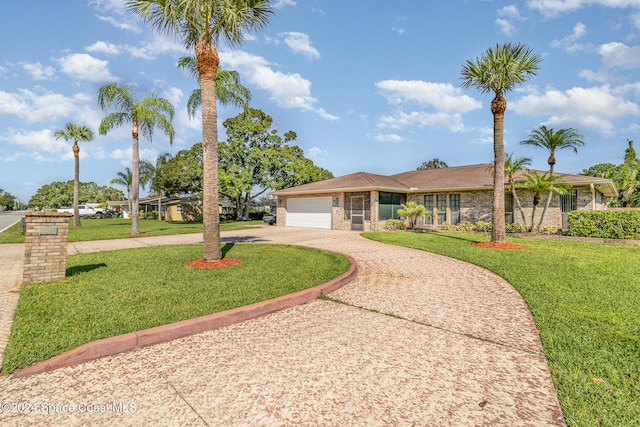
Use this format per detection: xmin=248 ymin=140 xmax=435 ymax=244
xmin=56 ymin=205 xmax=111 ymax=218
xmin=262 ymin=213 xmax=276 ymax=225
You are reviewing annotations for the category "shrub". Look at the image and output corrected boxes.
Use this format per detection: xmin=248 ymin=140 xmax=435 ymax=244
xmin=473 ymin=221 xmax=492 ymax=232
xmin=385 ymin=219 xmax=407 ymax=230
xmin=385 ymin=219 xmax=406 ymax=230
xmin=568 ymin=210 xmax=640 ymax=239
xmin=539 ymin=225 xmax=556 ymax=234
xmin=439 ymin=221 xmax=454 ymax=230
xmin=506 ymin=222 xmax=527 ymax=233
xmin=456 ymin=221 xmax=475 ymax=232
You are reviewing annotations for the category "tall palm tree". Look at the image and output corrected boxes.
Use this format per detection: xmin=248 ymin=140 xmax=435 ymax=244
xmin=111 ymin=167 xmax=133 ymax=216
xmin=55 ymin=123 xmax=94 ymax=228
xmin=177 ymin=56 xmax=251 ymax=119
xmin=140 ymin=152 xmax=173 ymax=220
xmin=461 ymin=43 xmax=541 ymax=243
xmin=504 ymin=153 xmax=531 ymax=225
xmin=98 ymin=82 xmax=175 ymax=235
xmin=522 ymin=171 xmax=568 ymax=231
xmin=520 ymin=125 xmax=584 ymax=227
xmin=126 ymin=0 xmax=273 ymax=261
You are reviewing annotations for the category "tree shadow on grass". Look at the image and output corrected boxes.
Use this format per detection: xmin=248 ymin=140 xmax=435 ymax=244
xmin=66 ymin=263 xmax=107 ymax=277
xmin=221 ymin=243 xmax=234 ymax=257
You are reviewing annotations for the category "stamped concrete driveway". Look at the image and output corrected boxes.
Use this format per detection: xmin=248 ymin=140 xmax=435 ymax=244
xmin=0 ymin=227 xmax=564 ymax=426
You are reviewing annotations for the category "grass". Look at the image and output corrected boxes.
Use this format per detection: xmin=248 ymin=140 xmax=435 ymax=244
xmin=362 ymin=231 xmax=640 ymax=427
xmin=0 ymin=218 xmax=263 ymax=244
xmin=2 ymin=243 xmax=350 ymax=374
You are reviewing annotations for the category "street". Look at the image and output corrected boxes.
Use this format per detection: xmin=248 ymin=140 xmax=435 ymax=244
xmin=0 ymin=211 xmax=24 ymax=233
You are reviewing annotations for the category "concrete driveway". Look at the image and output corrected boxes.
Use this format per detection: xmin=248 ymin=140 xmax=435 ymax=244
xmin=0 ymin=227 xmax=564 ymax=426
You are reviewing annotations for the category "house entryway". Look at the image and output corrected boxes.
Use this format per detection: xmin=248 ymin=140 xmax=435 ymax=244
xmin=350 ymin=195 xmax=364 ymax=231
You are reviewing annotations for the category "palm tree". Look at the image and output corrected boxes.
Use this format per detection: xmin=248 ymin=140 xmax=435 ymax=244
xmin=520 ymin=125 xmax=584 ymax=226
xmin=461 ymin=43 xmax=541 ymax=243
xmin=504 ymin=153 xmax=531 ymax=225
xmin=111 ymin=167 xmax=133 ymax=216
xmin=177 ymin=56 xmax=251 ymax=119
xmin=396 ymin=201 xmax=429 ymax=230
xmin=126 ymin=0 xmax=273 ymax=261
xmin=98 ymin=82 xmax=175 ymax=235
xmin=140 ymin=152 xmax=173 ymax=220
xmin=522 ymin=171 xmax=568 ymax=231
xmin=55 ymin=123 xmax=94 ymax=228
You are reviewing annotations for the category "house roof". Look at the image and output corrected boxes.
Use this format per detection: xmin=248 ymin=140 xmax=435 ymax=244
xmin=273 ymin=164 xmax=618 ymax=197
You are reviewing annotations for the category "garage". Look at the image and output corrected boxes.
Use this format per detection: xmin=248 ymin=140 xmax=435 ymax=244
xmin=286 ymin=197 xmax=332 ymax=229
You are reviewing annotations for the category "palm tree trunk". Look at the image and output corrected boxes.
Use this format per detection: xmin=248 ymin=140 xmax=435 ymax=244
xmin=131 ymin=122 xmax=140 ymax=235
xmin=73 ymin=142 xmax=81 ymax=228
xmin=491 ymin=96 xmax=507 ymax=243
xmin=158 ymin=193 xmax=162 ymax=221
xmin=530 ymin=204 xmax=537 ymax=232
xmin=537 ymin=165 xmax=555 ymax=230
xmin=197 ymin=39 xmax=222 ymax=261
xmin=512 ymin=186 xmax=527 ymax=226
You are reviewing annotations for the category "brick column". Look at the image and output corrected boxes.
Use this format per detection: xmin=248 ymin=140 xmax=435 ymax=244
xmin=22 ymin=212 xmax=72 ymax=284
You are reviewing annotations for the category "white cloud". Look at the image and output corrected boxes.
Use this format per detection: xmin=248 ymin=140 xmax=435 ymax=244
xmin=528 ymin=0 xmax=640 ymax=17
xmin=550 ymin=22 xmax=588 ymax=52
xmin=0 ymin=128 xmax=69 ymax=161
xmin=512 ymin=85 xmax=640 ymax=132
xmin=496 ymin=5 xmax=526 ymax=36
xmin=376 ymin=80 xmax=481 ymax=114
xmin=86 ymin=41 xmax=121 ymax=55
xmin=20 ymin=62 xmax=55 ymax=81
xmin=273 ymin=0 xmax=296 ymax=8
xmin=392 ymin=16 xmax=408 ymax=35
xmin=377 ymin=111 xmax=466 ymax=133
xmin=308 ymin=146 xmax=327 ymax=158
xmin=0 ymin=89 xmax=94 ymax=124
xmin=281 ymin=32 xmax=320 ymax=59
xmin=222 ymin=50 xmax=338 ymax=120
xmin=124 ymin=34 xmax=185 ymax=60
xmin=57 ymin=53 xmax=116 ymax=82
xmin=598 ymin=41 xmax=640 ymax=68
xmin=372 ymin=133 xmax=404 ymax=143
xmin=89 ymin=0 xmax=140 ymax=32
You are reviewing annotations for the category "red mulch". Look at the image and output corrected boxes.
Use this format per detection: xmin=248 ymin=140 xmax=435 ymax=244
xmin=187 ymin=258 xmax=244 ymax=269
xmin=472 ymin=242 xmax=530 ymax=250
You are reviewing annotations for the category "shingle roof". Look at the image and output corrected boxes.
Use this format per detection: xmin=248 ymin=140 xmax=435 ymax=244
xmin=273 ymin=164 xmax=618 ymax=197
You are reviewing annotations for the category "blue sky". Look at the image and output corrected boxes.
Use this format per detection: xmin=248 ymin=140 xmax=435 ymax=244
xmin=1 ymin=0 xmax=640 ymax=203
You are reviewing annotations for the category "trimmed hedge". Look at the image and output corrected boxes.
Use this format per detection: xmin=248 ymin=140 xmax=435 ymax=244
xmin=568 ymin=210 xmax=640 ymax=239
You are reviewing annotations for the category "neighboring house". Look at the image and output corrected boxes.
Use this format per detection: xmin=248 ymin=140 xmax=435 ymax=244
xmin=272 ymin=164 xmax=618 ymax=231
xmin=108 ymin=197 xmax=235 ymax=221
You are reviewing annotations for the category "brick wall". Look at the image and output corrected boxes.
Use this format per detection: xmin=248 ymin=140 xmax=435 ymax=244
xmin=22 ymin=212 xmax=72 ymax=284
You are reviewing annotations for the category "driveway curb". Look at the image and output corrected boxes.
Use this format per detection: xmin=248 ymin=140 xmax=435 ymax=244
xmin=13 ymin=253 xmax=357 ymax=378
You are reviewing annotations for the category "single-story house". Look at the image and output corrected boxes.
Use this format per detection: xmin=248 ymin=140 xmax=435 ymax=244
xmin=272 ymin=163 xmax=618 ymax=231
xmin=107 ymin=197 xmax=235 ymax=221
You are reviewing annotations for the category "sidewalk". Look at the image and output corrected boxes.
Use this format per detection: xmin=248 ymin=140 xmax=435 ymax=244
xmin=0 ymin=227 xmax=565 ymax=426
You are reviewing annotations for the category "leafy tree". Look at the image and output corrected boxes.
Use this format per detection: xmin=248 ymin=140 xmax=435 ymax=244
xmin=520 ymin=125 xmax=584 ymax=225
xmin=98 ymin=82 xmax=175 ymax=235
xmin=111 ymin=167 xmax=133 ymax=215
xmin=521 ymin=171 xmax=569 ymax=231
xmin=55 ymin=123 xmax=94 ymax=228
xmin=581 ymin=163 xmax=617 ymax=178
xmin=126 ymin=0 xmax=274 ymax=261
xmin=417 ymin=158 xmax=448 ymax=170
xmin=0 ymin=188 xmax=16 ymax=210
xmin=396 ymin=201 xmax=430 ymax=230
xmin=161 ymin=144 xmax=203 ymax=196
xmin=177 ymin=56 xmax=251 ymax=119
xmin=28 ymin=181 xmax=123 ymax=210
xmin=140 ymin=152 xmax=173 ymax=220
xmin=461 ymin=42 xmax=541 ymax=243
xmin=617 ymin=139 xmax=640 ymax=205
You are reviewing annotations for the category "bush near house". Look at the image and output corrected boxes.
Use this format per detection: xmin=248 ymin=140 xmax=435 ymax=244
xmin=569 ymin=210 xmax=640 ymax=239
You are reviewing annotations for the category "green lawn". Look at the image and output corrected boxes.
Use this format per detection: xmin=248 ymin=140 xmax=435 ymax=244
xmin=2 ymin=243 xmax=350 ymax=374
xmin=0 ymin=218 xmax=263 ymax=244
xmin=363 ymin=231 xmax=640 ymax=427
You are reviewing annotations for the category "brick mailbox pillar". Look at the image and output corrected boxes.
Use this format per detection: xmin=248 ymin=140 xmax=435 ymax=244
xmin=22 ymin=211 xmax=73 ymax=284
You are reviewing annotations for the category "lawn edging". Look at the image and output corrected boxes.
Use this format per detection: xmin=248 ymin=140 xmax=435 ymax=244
xmin=13 ymin=253 xmax=357 ymax=378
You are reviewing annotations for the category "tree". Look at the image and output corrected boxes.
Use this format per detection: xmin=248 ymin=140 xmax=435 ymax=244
xmin=177 ymin=56 xmax=251 ymax=119
xmin=140 ymin=152 xmax=173 ymax=220
xmin=504 ymin=153 xmax=531 ymax=225
xmin=28 ymin=181 xmax=123 ymax=210
xmin=520 ymin=125 xmax=584 ymax=226
xmin=0 ymin=188 xmax=16 ymax=211
xmin=396 ymin=201 xmax=430 ymax=230
xmin=617 ymin=139 xmax=640 ymax=205
xmin=111 ymin=167 xmax=134 ymax=215
xmin=521 ymin=171 xmax=568 ymax=231
xmin=417 ymin=158 xmax=448 ymax=170
xmin=126 ymin=0 xmax=273 ymax=261
xmin=54 ymin=123 xmax=94 ymax=228
xmin=98 ymin=82 xmax=175 ymax=234
xmin=161 ymin=143 xmax=204 ymax=196
xmin=461 ymin=42 xmax=541 ymax=243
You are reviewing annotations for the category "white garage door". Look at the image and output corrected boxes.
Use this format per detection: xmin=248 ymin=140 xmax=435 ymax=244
xmin=287 ymin=197 xmax=332 ymax=229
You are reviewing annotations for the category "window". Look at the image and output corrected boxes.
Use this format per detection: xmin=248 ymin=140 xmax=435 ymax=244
xmin=424 ymin=195 xmax=434 ymax=225
xmin=561 ymin=190 xmax=577 ymax=212
xmin=505 ymin=193 xmax=514 ymax=224
xmin=379 ymin=192 xmax=406 ymax=220
xmin=176 ymin=205 xmax=183 ymax=214
xmin=450 ymin=194 xmax=460 ymax=225
xmin=436 ymin=194 xmax=446 ymax=224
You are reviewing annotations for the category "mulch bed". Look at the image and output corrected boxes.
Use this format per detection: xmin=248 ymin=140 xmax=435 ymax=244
xmin=472 ymin=242 xmax=530 ymax=250
xmin=187 ymin=258 xmax=244 ymax=269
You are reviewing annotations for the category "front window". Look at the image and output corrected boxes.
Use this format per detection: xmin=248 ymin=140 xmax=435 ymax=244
xmin=505 ymin=193 xmax=514 ymax=224
xmin=450 ymin=194 xmax=460 ymax=225
xmin=436 ymin=194 xmax=446 ymax=224
xmin=424 ymin=195 xmax=434 ymax=225
xmin=379 ymin=192 xmax=406 ymax=220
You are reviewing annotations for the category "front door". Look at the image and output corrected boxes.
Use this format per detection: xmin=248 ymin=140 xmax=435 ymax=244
xmin=351 ymin=195 xmax=364 ymax=231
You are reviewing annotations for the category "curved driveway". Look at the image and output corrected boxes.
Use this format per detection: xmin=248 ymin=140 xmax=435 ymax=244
xmin=0 ymin=227 xmax=564 ymax=426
